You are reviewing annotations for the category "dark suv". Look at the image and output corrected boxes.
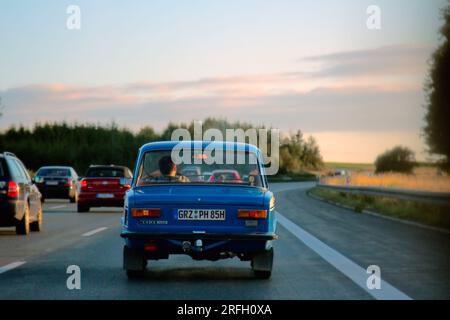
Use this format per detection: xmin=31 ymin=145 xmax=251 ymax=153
xmin=0 ymin=152 xmax=43 ymax=235
xmin=34 ymin=166 xmax=79 ymax=203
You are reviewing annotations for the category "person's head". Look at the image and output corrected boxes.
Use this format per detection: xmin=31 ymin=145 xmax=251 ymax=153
xmin=159 ymin=156 xmax=177 ymax=176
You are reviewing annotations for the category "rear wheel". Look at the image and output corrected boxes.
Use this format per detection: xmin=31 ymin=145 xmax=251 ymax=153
xmin=251 ymin=248 xmax=273 ymax=279
xmin=123 ymin=246 xmax=147 ymax=278
xmin=77 ymin=203 xmax=89 ymax=213
xmin=16 ymin=203 xmax=30 ymax=235
xmin=30 ymin=206 xmax=43 ymax=232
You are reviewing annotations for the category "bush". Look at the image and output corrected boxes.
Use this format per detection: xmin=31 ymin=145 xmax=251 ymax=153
xmin=375 ymin=146 xmax=416 ymax=174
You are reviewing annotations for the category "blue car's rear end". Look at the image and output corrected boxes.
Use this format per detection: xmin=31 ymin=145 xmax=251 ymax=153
xmin=121 ymin=141 xmax=277 ymax=279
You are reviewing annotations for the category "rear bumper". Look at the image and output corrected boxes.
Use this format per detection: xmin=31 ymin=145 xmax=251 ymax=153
xmin=78 ymin=191 xmax=125 ymax=207
xmin=121 ymin=231 xmax=278 ymax=241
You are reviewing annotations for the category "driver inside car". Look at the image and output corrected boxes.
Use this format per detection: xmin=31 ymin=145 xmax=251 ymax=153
xmin=151 ymin=156 xmax=189 ymax=183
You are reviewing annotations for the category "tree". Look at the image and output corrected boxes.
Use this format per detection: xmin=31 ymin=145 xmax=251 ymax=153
xmin=375 ymin=146 xmax=416 ymax=174
xmin=424 ymin=3 xmax=450 ymax=171
xmin=279 ymin=130 xmax=323 ymax=173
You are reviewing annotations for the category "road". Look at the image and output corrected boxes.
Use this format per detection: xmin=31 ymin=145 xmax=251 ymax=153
xmin=0 ymin=182 xmax=449 ymax=300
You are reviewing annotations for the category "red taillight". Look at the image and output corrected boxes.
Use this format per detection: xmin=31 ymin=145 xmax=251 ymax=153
xmin=131 ymin=208 xmax=161 ymax=218
xmin=144 ymin=242 xmax=158 ymax=252
xmin=7 ymin=181 xmax=19 ymax=198
xmin=80 ymin=180 xmax=88 ymax=190
xmin=65 ymin=179 xmax=73 ymax=187
xmin=238 ymin=209 xmax=267 ymax=219
xmin=122 ymin=184 xmax=131 ymax=190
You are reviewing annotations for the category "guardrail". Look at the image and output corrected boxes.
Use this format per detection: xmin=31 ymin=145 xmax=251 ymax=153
xmin=316 ymin=184 xmax=450 ymax=206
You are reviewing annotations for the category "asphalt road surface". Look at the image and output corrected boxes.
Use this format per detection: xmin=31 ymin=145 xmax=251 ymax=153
xmin=0 ymin=182 xmax=449 ymax=300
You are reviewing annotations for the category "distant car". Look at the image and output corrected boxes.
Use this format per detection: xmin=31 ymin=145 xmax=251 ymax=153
xmin=209 ymin=169 xmax=243 ymax=184
xmin=0 ymin=152 xmax=42 ymax=235
xmin=121 ymin=141 xmax=277 ymax=279
xmin=77 ymin=165 xmax=133 ymax=212
xmin=34 ymin=166 xmax=79 ymax=203
xmin=203 ymin=171 xmax=213 ymax=181
xmin=333 ymin=170 xmax=348 ymax=177
xmin=180 ymin=166 xmax=203 ymax=182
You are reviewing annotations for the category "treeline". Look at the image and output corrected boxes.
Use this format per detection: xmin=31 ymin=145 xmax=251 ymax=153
xmin=0 ymin=118 xmax=323 ymax=175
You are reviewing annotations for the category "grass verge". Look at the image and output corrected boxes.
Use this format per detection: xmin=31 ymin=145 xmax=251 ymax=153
xmin=268 ymin=172 xmax=318 ymax=183
xmin=309 ymin=187 xmax=450 ymax=230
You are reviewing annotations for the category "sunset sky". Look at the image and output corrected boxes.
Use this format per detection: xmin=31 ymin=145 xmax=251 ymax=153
xmin=0 ymin=0 xmax=448 ymax=162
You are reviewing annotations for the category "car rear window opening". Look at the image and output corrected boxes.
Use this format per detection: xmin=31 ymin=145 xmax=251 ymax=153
xmin=38 ymin=168 xmax=70 ymax=177
xmin=86 ymin=168 xmax=124 ymax=178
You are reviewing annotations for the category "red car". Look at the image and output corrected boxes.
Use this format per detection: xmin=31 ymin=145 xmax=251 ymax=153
xmin=77 ymin=165 xmax=133 ymax=212
xmin=208 ymin=170 xmax=243 ymax=184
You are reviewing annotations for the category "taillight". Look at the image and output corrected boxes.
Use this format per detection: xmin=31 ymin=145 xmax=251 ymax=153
xmin=65 ymin=179 xmax=73 ymax=187
xmin=80 ymin=180 xmax=88 ymax=190
xmin=131 ymin=208 xmax=161 ymax=218
xmin=122 ymin=184 xmax=131 ymax=190
xmin=7 ymin=181 xmax=19 ymax=198
xmin=238 ymin=209 xmax=267 ymax=219
xmin=120 ymin=178 xmax=131 ymax=190
xmin=144 ymin=242 xmax=158 ymax=252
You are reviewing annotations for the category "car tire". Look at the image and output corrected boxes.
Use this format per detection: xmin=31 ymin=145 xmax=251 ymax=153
xmin=251 ymin=248 xmax=273 ymax=280
xmin=16 ymin=203 xmax=30 ymax=235
xmin=77 ymin=203 xmax=89 ymax=213
xmin=30 ymin=206 xmax=43 ymax=232
xmin=123 ymin=246 xmax=147 ymax=278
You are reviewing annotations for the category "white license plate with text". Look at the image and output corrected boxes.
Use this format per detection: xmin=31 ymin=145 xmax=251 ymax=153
xmin=177 ymin=209 xmax=226 ymax=221
xmin=97 ymin=193 xmax=114 ymax=199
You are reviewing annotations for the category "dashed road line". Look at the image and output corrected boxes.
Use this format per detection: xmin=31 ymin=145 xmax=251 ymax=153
xmin=276 ymin=211 xmax=412 ymax=300
xmin=49 ymin=205 xmax=67 ymax=210
xmin=0 ymin=261 xmax=26 ymax=274
xmin=82 ymin=227 xmax=108 ymax=237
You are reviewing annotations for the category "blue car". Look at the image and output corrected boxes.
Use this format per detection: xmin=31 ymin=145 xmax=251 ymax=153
xmin=121 ymin=141 xmax=278 ymax=279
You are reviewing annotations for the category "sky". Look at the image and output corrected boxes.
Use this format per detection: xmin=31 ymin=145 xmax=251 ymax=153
xmin=0 ymin=0 xmax=448 ymax=162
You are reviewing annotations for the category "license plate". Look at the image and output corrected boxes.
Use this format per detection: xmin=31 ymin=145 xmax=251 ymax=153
xmin=97 ymin=193 xmax=114 ymax=199
xmin=46 ymin=181 xmax=58 ymax=186
xmin=178 ymin=209 xmax=226 ymax=221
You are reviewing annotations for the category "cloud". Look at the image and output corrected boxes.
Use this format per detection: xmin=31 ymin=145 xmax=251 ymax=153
xmin=303 ymin=44 xmax=433 ymax=78
xmin=0 ymin=44 xmax=428 ymax=136
xmin=0 ymin=83 xmax=424 ymax=134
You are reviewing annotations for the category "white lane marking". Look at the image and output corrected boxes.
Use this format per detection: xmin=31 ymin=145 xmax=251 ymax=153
xmin=0 ymin=261 xmax=26 ymax=274
xmin=49 ymin=205 xmax=67 ymax=210
xmin=276 ymin=212 xmax=412 ymax=300
xmin=82 ymin=227 xmax=108 ymax=237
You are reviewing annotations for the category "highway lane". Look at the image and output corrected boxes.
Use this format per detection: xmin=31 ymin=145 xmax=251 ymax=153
xmin=0 ymin=182 xmax=449 ymax=299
